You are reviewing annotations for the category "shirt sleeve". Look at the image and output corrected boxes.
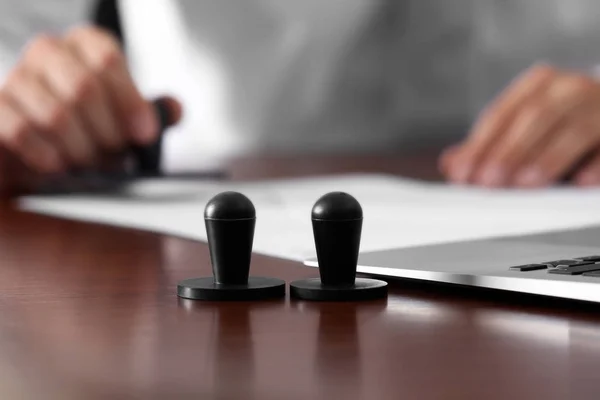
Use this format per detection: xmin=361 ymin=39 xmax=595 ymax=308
xmin=0 ymin=0 xmax=95 ymax=83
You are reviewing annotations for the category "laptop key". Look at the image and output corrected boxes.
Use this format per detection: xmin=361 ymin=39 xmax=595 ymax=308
xmin=575 ymin=255 xmax=600 ymax=262
xmin=548 ymin=263 xmax=600 ymax=275
xmin=543 ymin=259 xmax=581 ymax=268
xmin=551 ymin=261 xmax=595 ymax=270
xmin=582 ymin=270 xmax=600 ymax=277
xmin=509 ymin=264 xmax=548 ymax=272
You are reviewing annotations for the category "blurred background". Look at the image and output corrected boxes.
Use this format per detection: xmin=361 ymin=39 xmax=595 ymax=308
xmin=1 ymin=0 xmax=600 ymax=172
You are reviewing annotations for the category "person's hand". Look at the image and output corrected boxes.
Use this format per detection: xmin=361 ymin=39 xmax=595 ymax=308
xmin=0 ymin=25 xmax=181 ymax=195
xmin=440 ymin=63 xmax=600 ymax=188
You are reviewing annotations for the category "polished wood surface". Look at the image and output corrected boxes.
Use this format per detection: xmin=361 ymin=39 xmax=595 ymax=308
xmin=0 ymin=151 xmax=599 ymax=399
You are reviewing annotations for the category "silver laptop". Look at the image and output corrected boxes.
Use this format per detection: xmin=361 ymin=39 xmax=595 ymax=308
xmin=304 ymin=225 xmax=600 ymax=303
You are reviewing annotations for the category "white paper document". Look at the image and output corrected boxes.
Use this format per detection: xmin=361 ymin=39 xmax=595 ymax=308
xmin=18 ymin=174 xmax=600 ymax=262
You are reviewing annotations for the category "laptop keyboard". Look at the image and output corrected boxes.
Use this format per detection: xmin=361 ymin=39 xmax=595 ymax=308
xmin=509 ymin=255 xmax=600 ymax=277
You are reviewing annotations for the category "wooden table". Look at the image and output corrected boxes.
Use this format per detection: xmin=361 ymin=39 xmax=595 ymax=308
xmin=0 ymin=151 xmax=599 ymax=400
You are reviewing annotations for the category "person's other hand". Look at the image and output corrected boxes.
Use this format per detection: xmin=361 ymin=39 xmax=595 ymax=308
xmin=0 ymin=25 xmax=181 ymax=195
xmin=440 ymin=63 xmax=600 ymax=188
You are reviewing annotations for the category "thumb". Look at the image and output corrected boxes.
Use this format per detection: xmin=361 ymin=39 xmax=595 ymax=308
xmin=152 ymin=96 xmax=184 ymax=130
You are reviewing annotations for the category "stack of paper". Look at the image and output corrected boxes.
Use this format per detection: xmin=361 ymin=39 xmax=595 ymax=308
xmin=18 ymin=174 xmax=600 ymax=261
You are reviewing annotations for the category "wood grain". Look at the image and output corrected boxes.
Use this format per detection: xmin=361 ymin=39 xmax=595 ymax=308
xmin=0 ymin=152 xmax=598 ymax=399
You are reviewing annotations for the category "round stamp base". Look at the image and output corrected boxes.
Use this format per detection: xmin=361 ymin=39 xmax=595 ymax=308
xmin=289 ymin=277 xmax=388 ymax=301
xmin=177 ymin=276 xmax=286 ymax=301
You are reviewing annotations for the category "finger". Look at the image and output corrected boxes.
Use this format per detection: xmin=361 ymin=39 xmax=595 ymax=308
xmin=514 ymin=117 xmax=600 ymax=187
xmin=158 ymin=95 xmax=184 ymax=126
xmin=4 ymin=66 xmax=96 ymax=165
xmin=65 ymin=26 xmax=158 ymax=144
xmin=475 ymin=74 xmax=594 ymax=187
xmin=65 ymin=46 xmax=124 ymax=151
xmin=438 ymin=144 xmax=462 ymax=177
xmin=23 ymin=35 xmax=123 ymax=153
xmin=0 ymin=93 xmax=63 ymax=173
xmin=573 ymin=126 xmax=600 ymax=186
xmin=448 ymin=63 xmax=556 ymax=183
xmin=574 ymin=151 xmax=600 ymax=186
